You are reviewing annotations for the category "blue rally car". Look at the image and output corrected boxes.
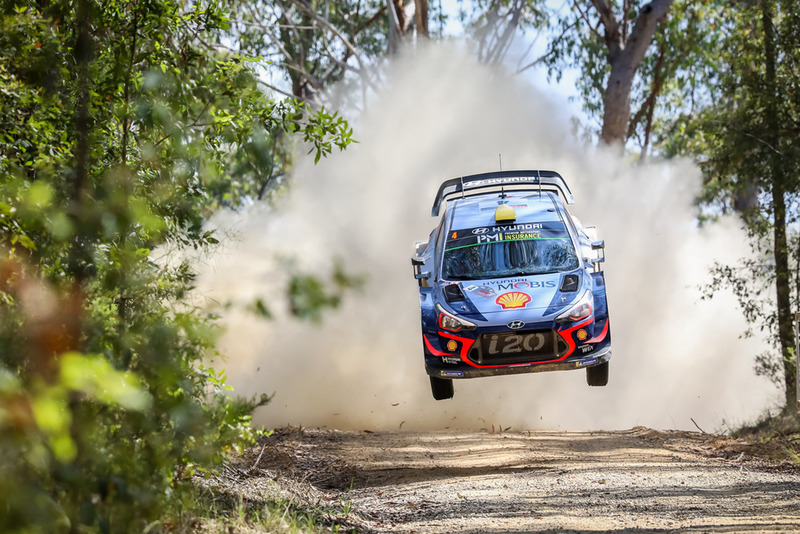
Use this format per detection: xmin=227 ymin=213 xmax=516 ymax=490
xmin=411 ymin=171 xmax=611 ymax=400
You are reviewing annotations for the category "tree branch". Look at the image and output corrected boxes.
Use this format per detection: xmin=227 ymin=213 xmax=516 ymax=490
xmin=572 ymin=0 xmax=603 ymax=41
xmin=744 ymin=132 xmax=783 ymax=156
xmin=354 ymin=5 xmax=387 ymax=37
xmin=287 ymin=0 xmax=378 ymax=93
xmin=597 ymin=0 xmax=674 ymax=146
xmin=385 ymin=0 xmax=402 ymax=51
xmin=590 ymin=0 xmax=619 ymax=41
xmin=622 ymin=0 xmax=631 ymax=40
xmin=625 ymin=0 xmax=674 ymax=68
xmin=254 ymin=78 xmax=296 ymax=99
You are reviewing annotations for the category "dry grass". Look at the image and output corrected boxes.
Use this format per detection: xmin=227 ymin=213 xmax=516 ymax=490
xmin=712 ymin=410 xmax=800 ymax=468
xmin=185 ymin=429 xmax=367 ymax=533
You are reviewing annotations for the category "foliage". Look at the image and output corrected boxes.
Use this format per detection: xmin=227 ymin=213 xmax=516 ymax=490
xmin=459 ymin=0 xmax=549 ymax=65
xmin=0 ymin=0 xmax=353 ymax=532
xmin=229 ymin=0 xmax=389 ymax=107
xmin=724 ymin=409 xmax=800 ymax=467
xmin=702 ymin=245 xmax=797 ymax=387
xmin=627 ymin=0 xmax=726 ymax=156
xmin=541 ymin=0 xmax=608 ymax=129
xmin=689 ymin=0 xmax=800 ymax=409
xmin=284 ymin=259 xmax=366 ymax=323
xmin=192 ymin=485 xmax=359 ymax=533
xmin=541 ymin=0 xmax=718 ymax=154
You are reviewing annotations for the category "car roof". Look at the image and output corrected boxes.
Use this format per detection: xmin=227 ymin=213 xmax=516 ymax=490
xmin=445 ymin=190 xmax=565 ymax=231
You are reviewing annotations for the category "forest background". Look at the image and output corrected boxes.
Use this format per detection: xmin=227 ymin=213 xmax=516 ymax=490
xmin=1 ymin=0 xmax=798 ymax=532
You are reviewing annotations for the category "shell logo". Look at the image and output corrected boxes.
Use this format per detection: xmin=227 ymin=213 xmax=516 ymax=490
xmin=495 ymin=291 xmax=531 ymax=310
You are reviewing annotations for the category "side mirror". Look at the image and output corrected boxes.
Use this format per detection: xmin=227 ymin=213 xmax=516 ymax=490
xmin=589 ymin=241 xmax=605 ymax=273
xmin=411 ymin=256 xmax=431 ymax=286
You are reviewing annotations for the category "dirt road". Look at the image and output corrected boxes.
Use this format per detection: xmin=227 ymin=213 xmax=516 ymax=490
xmin=227 ymin=427 xmax=800 ymax=533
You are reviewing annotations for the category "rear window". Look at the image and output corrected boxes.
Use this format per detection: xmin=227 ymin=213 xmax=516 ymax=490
xmin=442 ymin=222 xmax=579 ymax=280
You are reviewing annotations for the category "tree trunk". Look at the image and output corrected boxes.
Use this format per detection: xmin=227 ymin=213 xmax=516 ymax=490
xmin=773 ymin=174 xmax=796 ymax=411
xmin=386 ymin=0 xmax=403 ymax=53
xmin=415 ymin=0 xmax=429 ymax=37
xmin=761 ymin=0 xmax=797 ymax=411
xmin=596 ymin=0 xmax=674 ymax=147
xmin=638 ymin=41 xmax=665 ymax=162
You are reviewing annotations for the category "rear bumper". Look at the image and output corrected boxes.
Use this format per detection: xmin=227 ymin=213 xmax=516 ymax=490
xmin=425 ymin=345 xmax=611 ymax=379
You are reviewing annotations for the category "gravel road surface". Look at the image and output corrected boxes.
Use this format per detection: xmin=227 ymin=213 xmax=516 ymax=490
xmin=225 ymin=427 xmax=800 ymax=533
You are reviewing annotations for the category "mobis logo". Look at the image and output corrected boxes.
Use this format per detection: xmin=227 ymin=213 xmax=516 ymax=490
xmin=496 ymin=280 xmax=557 ymax=291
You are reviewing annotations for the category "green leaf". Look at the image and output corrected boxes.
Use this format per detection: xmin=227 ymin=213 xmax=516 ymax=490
xmin=59 ymin=352 xmax=151 ymax=411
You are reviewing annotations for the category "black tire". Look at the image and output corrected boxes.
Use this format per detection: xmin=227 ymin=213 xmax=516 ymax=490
xmin=430 ymin=377 xmax=454 ymax=400
xmin=586 ymin=361 xmax=609 ymax=387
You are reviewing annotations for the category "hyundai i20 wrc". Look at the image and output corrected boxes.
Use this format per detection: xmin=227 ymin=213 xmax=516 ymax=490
xmin=411 ymin=170 xmax=611 ymax=400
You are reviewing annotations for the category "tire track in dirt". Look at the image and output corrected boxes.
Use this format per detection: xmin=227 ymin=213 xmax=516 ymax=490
xmin=238 ymin=427 xmax=800 ymax=533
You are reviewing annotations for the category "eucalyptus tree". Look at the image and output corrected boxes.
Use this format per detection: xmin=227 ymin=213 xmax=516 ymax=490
xmin=692 ymin=0 xmax=800 ymax=413
xmin=457 ymin=1 xmax=716 ymax=155
xmin=528 ymin=0 xmax=671 ymax=148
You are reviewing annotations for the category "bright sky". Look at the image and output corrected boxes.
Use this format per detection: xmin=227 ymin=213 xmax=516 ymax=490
xmin=438 ymin=0 xmax=585 ymax=123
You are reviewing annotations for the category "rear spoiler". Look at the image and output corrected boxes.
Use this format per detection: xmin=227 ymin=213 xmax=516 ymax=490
xmin=431 ymin=170 xmax=574 ymax=217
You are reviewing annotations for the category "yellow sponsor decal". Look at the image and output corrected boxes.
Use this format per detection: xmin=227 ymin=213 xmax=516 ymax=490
xmin=505 ymin=231 xmax=542 ymax=240
xmin=495 ymin=291 xmax=532 ymax=310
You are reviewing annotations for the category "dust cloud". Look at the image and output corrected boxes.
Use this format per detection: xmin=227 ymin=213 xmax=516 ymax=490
xmin=196 ymin=43 xmax=776 ymax=432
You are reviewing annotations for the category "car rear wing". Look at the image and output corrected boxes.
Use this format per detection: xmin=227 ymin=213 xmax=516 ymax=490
xmin=431 ymin=170 xmax=574 ymax=217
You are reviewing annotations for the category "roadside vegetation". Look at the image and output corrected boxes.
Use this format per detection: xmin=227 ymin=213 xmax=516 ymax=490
xmin=185 ymin=487 xmax=358 ymax=534
xmin=0 ymin=1 xmax=352 ymax=532
xmin=1 ymin=0 xmax=798 ymax=533
xmin=721 ymin=410 xmax=800 ymax=467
